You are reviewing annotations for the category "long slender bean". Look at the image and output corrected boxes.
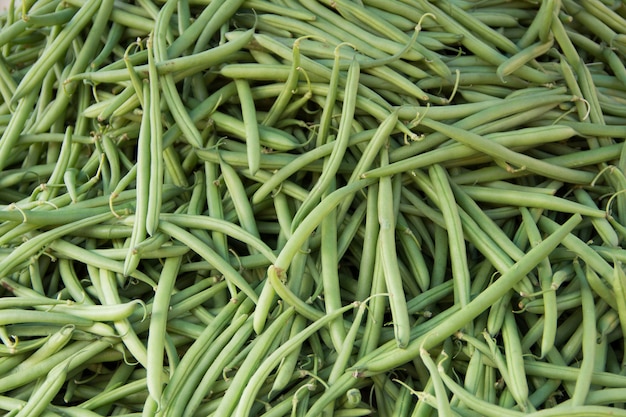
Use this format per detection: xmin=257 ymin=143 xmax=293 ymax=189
xmin=292 ymin=57 xmax=361 ymax=230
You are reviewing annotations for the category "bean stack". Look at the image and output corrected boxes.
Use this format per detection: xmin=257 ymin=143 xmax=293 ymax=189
xmin=1 ymin=0 xmax=626 ymax=416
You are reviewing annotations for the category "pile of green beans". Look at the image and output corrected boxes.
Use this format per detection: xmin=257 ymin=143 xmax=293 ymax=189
xmin=2 ymin=0 xmax=626 ymax=415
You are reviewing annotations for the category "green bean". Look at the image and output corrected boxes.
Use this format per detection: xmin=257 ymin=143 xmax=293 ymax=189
xmin=437 ymin=358 xmax=524 ymax=417
xmin=485 ymin=289 xmax=513 ymax=337
xmin=79 ymin=376 xmax=148 ymax=413
xmin=10 ymin=0 xmax=102 ymax=104
xmin=166 ymin=0 xmax=243 ymax=57
xmin=85 ymin=86 xmax=134 ymax=122
xmin=231 ymin=79 xmax=262 ymax=175
xmin=219 ymin=161 xmax=261 ymax=244
xmin=372 ymin=124 xmax=575 ymax=179
xmin=564 ymin=0 xmax=625 ymax=55
xmin=123 ymin=43 xmax=145 ymax=110
xmin=267 ymin=265 xmax=324 ymax=323
xmin=604 ymin=166 xmax=626 ymax=228
xmin=429 ymin=164 xmax=470 ymax=308
xmin=157 ymin=220 xmax=258 ymax=303
xmin=566 ymin=261 xmax=596 ymax=406
xmin=411 ymin=171 xmax=534 ymax=296
xmin=472 ymin=10 xmax=522 ymax=27
xmin=464 ymin=184 xmax=607 ymax=216
xmin=319 ymin=181 xmax=347 ymax=350
xmin=261 ymin=36 xmax=307 ymax=127
xmin=144 ymin=36 xmax=163 ymax=236
xmin=275 ymin=175 xmax=377 ymax=275
xmin=253 ymin=279 xmax=277 ymax=336
xmin=252 ymin=34 xmax=388 ymax=108
xmin=209 ymin=111 xmax=302 ymax=152
xmin=0 ymin=335 xmax=49 ymax=355
xmin=462 ymin=347 xmax=485 ymax=401
xmin=202 ymin=137 xmax=230 ymax=267
xmin=196 ymin=143 xmax=354 ymax=173
xmin=247 ymin=129 xmax=368 ymax=204
xmin=424 ymin=118 xmax=596 ymax=184
xmin=390 ymin=379 xmax=413 ymax=417
xmin=300 ymin=0 xmax=421 ymax=62
xmin=338 ymin=110 xmax=398 ymax=221
xmin=269 ymin=313 xmax=308 ymax=394
xmin=336 ymin=199 xmax=366 ymax=260
xmin=392 ymin=90 xmax=575 ymax=162
xmin=538 ymin=215 xmax=616 ymax=306
xmin=396 ymin=213 xmax=429 ymax=292
xmin=350 ymin=184 xmax=379 ymax=305
xmin=168 ymin=318 xmax=253 ymax=417
xmin=145 ymin=256 xmax=181 ymax=406
xmin=564 ymin=388 xmax=626 ymax=407
xmin=517 ymin=0 xmax=557 ymax=47
xmin=237 ymin=303 xmax=357 ymax=416
xmin=523 ymin=209 xmax=558 ymax=357
xmin=153 ymin=0 xmax=202 ymax=148
xmin=245 ymin=0 xmax=316 ymax=20
xmin=331 ymin=0 xmax=445 ymax=69
xmin=6 ymin=324 xmax=74 ymax=376
xmin=610 ymin=261 xmax=626 ymax=369
xmin=352 ymin=213 xmax=581 ymax=375
xmin=213 ymin=307 xmax=295 ymax=417
xmin=0 ymin=212 xmax=114 ymax=280
xmin=435 ymin=0 xmax=520 ymax=54
xmin=527 ymin=406 xmax=626 ymax=417
xmin=62 ymin=0 xmax=152 ymax=32
xmin=477 ymin=331 xmax=520 ymax=411
xmin=2 ymin=0 xmax=626 ymax=412
xmin=0 ymin=92 xmax=37 ymax=171
xmin=497 ymin=39 xmax=554 ymax=82
xmin=0 ymin=15 xmax=35 ymax=50
xmin=523 ymin=358 xmax=626 ymax=388
xmin=0 ymin=354 xmax=28 ymax=377
xmin=14 ymin=358 xmax=69 ymax=417
xmin=153 ymin=282 xmax=225 ymax=328
xmin=335 ymin=58 xmax=434 ymax=102
xmin=123 ymin=84 xmax=150 ymax=277
xmin=456 ymin=182 xmax=529 ymax=263
xmin=376 ymin=151 xmax=409 ymax=349
xmin=98 ymin=268 xmax=148 ymax=369
xmin=219 ymin=62 xmax=296 ymax=82
xmin=300 ymin=371 xmax=359 ymax=417
xmin=0 ymin=338 xmax=109 ymax=393
xmin=419 ymin=347 xmax=453 ymax=416
xmin=573 ymin=188 xmax=619 ymax=246
xmin=3 ymin=279 xmax=142 ymax=321
xmin=503 ymin=309 xmax=534 ymax=411
xmin=191 ymin=0 xmax=245 ymax=55
xmin=406 ymin=0 xmax=558 ymax=84
xmin=0 ymin=57 xmax=16 ymax=106
xmin=90 ymin=21 xmax=124 ymax=69
xmin=79 ymin=363 xmax=136 ymax=413
xmin=292 ymin=57 xmax=360 ymax=229
xmin=244 ymin=169 xmax=310 ymax=204
xmin=158 ymin=295 xmax=245 ymax=414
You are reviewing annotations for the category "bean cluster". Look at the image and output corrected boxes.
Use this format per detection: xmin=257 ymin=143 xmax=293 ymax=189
xmin=1 ymin=0 xmax=626 ymax=416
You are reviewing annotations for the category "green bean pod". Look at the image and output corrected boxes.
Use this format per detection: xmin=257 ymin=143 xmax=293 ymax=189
xmin=292 ymin=57 xmax=361 ymax=230
xmin=14 ymin=358 xmax=69 ymax=417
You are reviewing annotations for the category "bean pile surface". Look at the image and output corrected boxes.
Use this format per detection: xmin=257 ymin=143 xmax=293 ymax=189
xmin=2 ymin=0 xmax=626 ymax=416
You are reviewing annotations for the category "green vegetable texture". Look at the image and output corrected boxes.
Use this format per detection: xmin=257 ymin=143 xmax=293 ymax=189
xmin=1 ymin=0 xmax=626 ymax=415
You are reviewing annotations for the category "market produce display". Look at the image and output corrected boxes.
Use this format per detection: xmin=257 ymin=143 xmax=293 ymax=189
xmin=1 ymin=0 xmax=626 ymax=415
